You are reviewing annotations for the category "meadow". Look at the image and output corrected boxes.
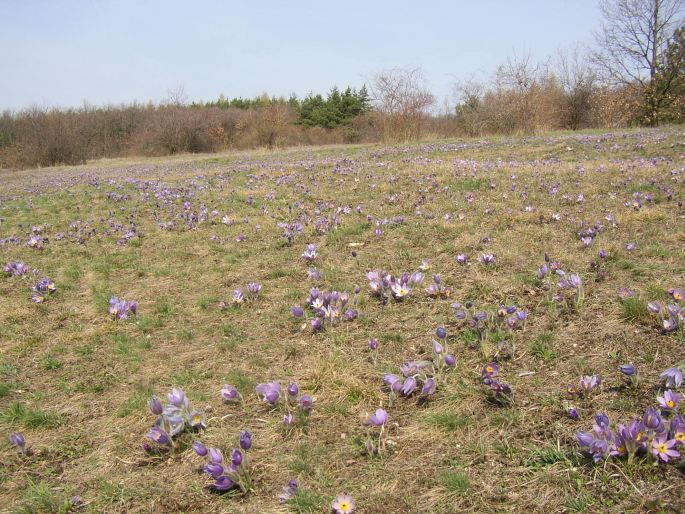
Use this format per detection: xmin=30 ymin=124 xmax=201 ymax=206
xmin=1 ymin=127 xmax=684 ymax=513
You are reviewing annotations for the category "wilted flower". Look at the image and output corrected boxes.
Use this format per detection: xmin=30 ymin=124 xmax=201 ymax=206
xmin=278 ymin=479 xmax=299 ymax=503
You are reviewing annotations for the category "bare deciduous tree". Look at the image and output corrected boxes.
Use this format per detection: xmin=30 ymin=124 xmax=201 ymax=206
xmin=370 ymin=68 xmax=434 ymax=141
xmin=555 ymin=47 xmax=597 ymax=129
xmin=593 ymin=0 xmax=684 ymax=124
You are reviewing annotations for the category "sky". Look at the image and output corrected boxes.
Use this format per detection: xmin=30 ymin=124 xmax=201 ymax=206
xmin=0 ymin=0 xmax=603 ymax=111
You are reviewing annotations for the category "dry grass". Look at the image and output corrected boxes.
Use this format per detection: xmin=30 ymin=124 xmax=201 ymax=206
xmin=0 ymin=127 xmax=684 ymax=513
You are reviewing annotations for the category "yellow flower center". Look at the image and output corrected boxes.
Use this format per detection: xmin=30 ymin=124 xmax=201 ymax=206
xmin=676 ymin=433 xmax=684 ymax=441
xmin=657 ymin=443 xmax=668 ymax=453
xmin=667 ymin=400 xmax=675 ymax=408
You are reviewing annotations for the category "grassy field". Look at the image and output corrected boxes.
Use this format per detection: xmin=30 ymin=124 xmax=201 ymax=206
xmin=1 ymin=128 xmax=684 ymax=513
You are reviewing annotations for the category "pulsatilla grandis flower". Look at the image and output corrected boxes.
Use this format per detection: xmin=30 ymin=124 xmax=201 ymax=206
xmin=302 ymin=243 xmax=317 ymax=261
xmin=364 ymin=408 xmax=388 ymax=427
xmin=331 ymin=493 xmax=356 ymax=514
xmin=221 ymin=384 xmax=241 ymax=402
xmin=568 ymin=375 xmax=601 ymax=398
xmin=660 ymin=367 xmax=683 ymax=388
xmin=32 ymin=277 xmax=56 ymax=303
xmin=3 ymin=261 xmax=29 ymax=276
xmin=9 ymin=432 xmax=28 ymax=454
xmin=144 ymin=387 xmax=204 ymax=452
xmin=657 ymin=390 xmax=681 ymax=411
xmin=255 ymin=382 xmax=281 ymax=405
xmin=651 ymin=434 xmax=680 ymax=462
xmin=109 ymin=296 xmax=138 ymax=320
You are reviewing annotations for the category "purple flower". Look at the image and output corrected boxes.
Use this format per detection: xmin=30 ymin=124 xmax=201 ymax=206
xmin=287 ymin=382 xmax=299 ymax=397
xmin=368 ymin=338 xmax=379 ymax=350
xmin=278 ymin=479 xmax=299 ymax=503
xmin=568 ymin=408 xmax=579 ymax=419
xmin=482 ymin=363 xmax=499 ymax=378
xmin=643 ymin=407 xmax=664 ymax=431
xmin=291 ymin=305 xmax=304 ymax=318
xmin=239 ymin=430 xmax=252 ymax=450
xmin=365 ymin=408 xmax=388 ymax=427
xmin=444 ymin=354 xmax=456 ymax=367
xmin=435 ymin=327 xmax=447 ymax=339
xmin=220 ymin=384 xmax=240 ymax=402
xmin=401 ymin=376 xmax=417 ymax=396
xmin=302 ymin=243 xmax=317 ymax=261
xmin=383 ymin=373 xmax=402 ymax=393
xmin=657 ymin=390 xmax=681 ymax=411
xmin=256 ymin=381 xmax=281 ymax=405
xmin=167 ymin=388 xmax=187 ymax=407
xmin=651 ymin=434 xmax=680 ymax=462
xmin=231 ymin=448 xmax=243 ymax=466
xmin=456 ymin=253 xmax=468 ymax=264
xmin=149 ymin=396 xmax=163 ymax=415
xmin=283 ymin=413 xmax=295 ymax=425
xmin=331 ymin=494 xmax=355 ymax=514
xmin=626 ymin=242 xmax=635 ymax=252
xmin=432 ymin=340 xmax=443 ymax=355
xmin=590 ymin=438 xmax=608 ymax=462
xmin=619 ymin=363 xmax=636 ymax=376
xmin=421 ymin=378 xmax=437 ymax=396
xmin=298 ymin=395 xmax=314 ymax=411
xmin=576 ymin=431 xmax=593 ymax=447
xmin=660 ymin=367 xmax=683 ymax=388
xmin=193 ymin=441 xmax=208 ymax=457
xmin=146 ymin=426 xmax=171 ymax=446
xmin=9 ymin=432 xmax=26 ymax=452
xmin=479 ymin=253 xmax=496 ymax=265
xmin=211 ymin=476 xmax=235 ymax=491
xmin=647 ymin=301 xmax=662 ymax=314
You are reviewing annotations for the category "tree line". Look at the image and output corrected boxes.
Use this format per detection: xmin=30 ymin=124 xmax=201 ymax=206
xmin=0 ymin=0 xmax=682 ymax=169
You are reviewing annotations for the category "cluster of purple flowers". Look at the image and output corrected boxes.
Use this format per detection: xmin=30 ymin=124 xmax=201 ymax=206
xmin=301 ymin=243 xmax=317 ymax=262
xmin=647 ymin=288 xmax=685 ymax=333
xmin=108 ymin=296 xmax=138 ymax=320
xmin=536 ymin=255 xmax=584 ymax=310
xmin=26 ymin=234 xmax=46 ymax=250
xmin=577 ymin=409 xmax=683 ymax=464
xmin=424 ymin=274 xmax=450 ymax=298
xmin=277 ymin=221 xmax=304 ymax=244
xmin=567 ymin=374 xmax=602 ymax=399
xmin=32 ymin=277 xmax=56 ymax=303
xmin=144 ymin=388 xmax=205 ymax=453
xmin=481 ymin=363 xmax=513 ymax=404
xmin=194 ymin=431 xmax=253 ymax=493
xmin=3 ymin=261 xmax=29 ymax=276
xmin=452 ymin=301 xmax=528 ymax=341
xmin=255 ymin=381 xmax=314 ymax=428
xmin=367 ymin=270 xmax=424 ymax=302
xmin=576 ymin=219 xmax=604 ymax=246
xmin=228 ymin=282 xmax=262 ymax=306
xmin=291 ymin=288 xmax=359 ymax=331
xmin=383 ymin=330 xmax=455 ymax=404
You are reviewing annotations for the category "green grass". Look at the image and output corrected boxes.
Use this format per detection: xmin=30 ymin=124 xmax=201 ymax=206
xmin=0 ymin=402 xmax=64 ymax=429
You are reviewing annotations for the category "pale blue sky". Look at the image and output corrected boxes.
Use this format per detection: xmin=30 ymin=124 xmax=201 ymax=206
xmin=1 ymin=0 xmax=602 ymax=110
